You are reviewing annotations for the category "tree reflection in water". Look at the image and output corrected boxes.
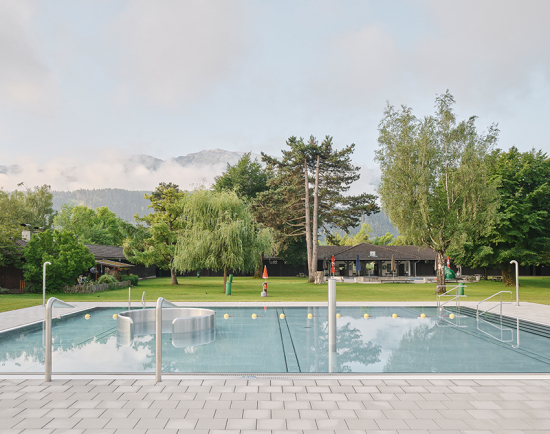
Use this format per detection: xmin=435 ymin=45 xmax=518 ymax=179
xmin=294 ymin=308 xmax=382 ymax=373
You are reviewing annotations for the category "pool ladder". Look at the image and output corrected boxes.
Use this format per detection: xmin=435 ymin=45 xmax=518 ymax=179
xmin=141 ymin=291 xmax=146 ymax=308
xmin=436 ymin=284 xmax=467 ymax=328
xmin=476 ymin=291 xmax=516 ymax=344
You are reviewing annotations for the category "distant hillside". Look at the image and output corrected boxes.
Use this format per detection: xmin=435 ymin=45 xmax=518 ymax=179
xmin=52 ymin=189 xmax=152 ymax=222
xmin=359 ymin=211 xmax=399 ymax=238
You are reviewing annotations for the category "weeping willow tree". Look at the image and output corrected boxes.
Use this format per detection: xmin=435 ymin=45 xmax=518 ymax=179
xmin=173 ymin=189 xmax=274 ymax=291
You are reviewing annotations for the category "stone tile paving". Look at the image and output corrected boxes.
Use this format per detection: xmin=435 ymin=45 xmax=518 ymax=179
xmin=1 ymin=377 xmax=549 ymax=433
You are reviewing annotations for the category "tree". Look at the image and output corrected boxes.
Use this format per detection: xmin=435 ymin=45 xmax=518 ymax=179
xmin=23 ymin=229 xmax=96 ymax=291
xmin=53 ymin=204 xmax=135 ymax=246
xmin=449 ymin=147 xmax=550 ymax=286
xmin=326 ymin=223 xmax=373 ymax=246
xmin=0 ymin=184 xmax=55 ymax=266
xmin=173 ymin=189 xmax=273 ymax=291
xmin=256 ymin=136 xmax=379 ymax=282
xmin=213 ymin=152 xmax=271 ymax=277
xmin=373 ymin=232 xmax=394 ymax=246
xmin=375 ymin=91 xmax=499 ymax=292
xmin=124 ymin=182 xmax=185 ymax=285
xmin=213 ymin=153 xmax=269 ymax=200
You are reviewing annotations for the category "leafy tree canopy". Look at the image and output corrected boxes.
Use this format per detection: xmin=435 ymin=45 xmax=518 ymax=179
xmin=448 ymin=147 xmax=550 ymax=285
xmin=124 ymin=182 xmax=185 ymax=285
xmin=326 ymin=223 xmax=373 ymax=246
xmin=0 ymin=184 xmax=54 ymax=266
xmin=23 ymin=229 xmax=96 ymax=292
xmin=53 ymin=204 xmax=136 ymax=246
xmin=173 ymin=189 xmax=274 ymax=290
xmin=213 ymin=152 xmax=269 ymax=200
xmin=375 ymin=91 xmax=499 ymax=290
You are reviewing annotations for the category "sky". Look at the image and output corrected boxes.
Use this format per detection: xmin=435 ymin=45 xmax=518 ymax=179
xmin=1 ymin=0 xmax=549 ymax=192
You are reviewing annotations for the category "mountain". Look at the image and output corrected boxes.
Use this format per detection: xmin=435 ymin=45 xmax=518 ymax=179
xmin=52 ymin=189 xmax=152 ymax=222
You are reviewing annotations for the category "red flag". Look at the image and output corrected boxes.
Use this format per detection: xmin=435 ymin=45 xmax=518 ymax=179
xmin=331 ymin=256 xmax=335 ymax=274
xmin=262 ymin=265 xmax=268 ymax=279
xmin=446 ymin=256 xmax=450 ymax=267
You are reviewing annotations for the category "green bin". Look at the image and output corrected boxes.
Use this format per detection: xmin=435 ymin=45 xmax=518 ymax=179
xmin=229 ymin=274 xmax=233 ymax=283
xmin=458 ymin=282 xmax=465 ymax=296
xmin=226 ymin=281 xmax=232 ymax=295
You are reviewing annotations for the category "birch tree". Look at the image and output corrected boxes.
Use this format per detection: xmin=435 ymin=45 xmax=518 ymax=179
xmin=375 ymin=91 xmax=499 ymax=291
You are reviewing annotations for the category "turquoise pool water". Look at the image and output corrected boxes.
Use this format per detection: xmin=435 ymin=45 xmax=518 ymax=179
xmin=1 ymin=306 xmax=549 ymax=373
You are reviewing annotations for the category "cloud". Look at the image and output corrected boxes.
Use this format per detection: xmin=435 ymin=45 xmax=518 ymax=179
xmin=315 ymin=0 xmax=550 ymax=112
xmin=0 ymin=1 xmax=59 ymax=114
xmin=0 ymin=150 xmax=227 ymax=191
xmin=110 ymin=0 xmax=252 ymax=107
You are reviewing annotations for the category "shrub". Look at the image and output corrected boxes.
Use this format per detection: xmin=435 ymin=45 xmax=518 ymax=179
xmin=0 ymin=287 xmax=9 ymax=294
xmin=120 ymin=274 xmax=139 ymax=286
xmin=23 ymin=282 xmax=41 ymax=293
xmin=97 ymin=274 xmax=117 ymax=284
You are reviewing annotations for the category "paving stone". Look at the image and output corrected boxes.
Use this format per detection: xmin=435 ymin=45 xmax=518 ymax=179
xmin=103 ymin=418 xmax=140 ymax=429
xmin=195 ymin=418 xmax=227 ymax=429
xmin=164 ymin=418 xmax=197 ymax=429
xmin=226 ymin=418 xmax=257 ymax=429
xmin=257 ymin=418 xmax=287 ymax=429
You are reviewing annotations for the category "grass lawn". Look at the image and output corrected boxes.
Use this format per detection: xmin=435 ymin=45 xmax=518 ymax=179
xmin=1 ymin=275 xmax=549 ymax=313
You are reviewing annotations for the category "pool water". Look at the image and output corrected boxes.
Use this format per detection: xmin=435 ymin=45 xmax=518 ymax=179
xmin=1 ymin=306 xmax=549 ymax=373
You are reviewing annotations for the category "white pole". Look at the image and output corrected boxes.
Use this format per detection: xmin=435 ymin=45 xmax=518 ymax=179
xmin=510 ymin=260 xmax=519 ymax=306
xmin=128 ymin=287 xmax=131 ymax=310
xmin=328 ymin=278 xmax=337 ymax=373
xmin=42 ymin=262 xmax=51 ymax=306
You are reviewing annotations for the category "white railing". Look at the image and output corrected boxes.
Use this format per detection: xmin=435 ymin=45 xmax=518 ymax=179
xmin=141 ymin=291 xmax=147 ymax=308
xmin=476 ymin=291 xmax=514 ymax=343
xmin=436 ymin=284 xmax=467 ymax=328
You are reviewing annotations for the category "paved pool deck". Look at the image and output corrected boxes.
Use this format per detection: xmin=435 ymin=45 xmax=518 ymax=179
xmin=1 ymin=302 xmax=550 ymax=433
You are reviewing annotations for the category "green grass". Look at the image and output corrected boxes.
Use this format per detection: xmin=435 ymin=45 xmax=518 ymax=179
xmin=1 ymin=276 xmax=549 ymax=313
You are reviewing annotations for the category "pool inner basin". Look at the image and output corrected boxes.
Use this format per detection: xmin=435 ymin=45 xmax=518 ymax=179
xmin=0 ymin=306 xmax=549 ymax=374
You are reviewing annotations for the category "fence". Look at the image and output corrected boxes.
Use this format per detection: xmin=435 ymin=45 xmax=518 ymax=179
xmin=64 ymin=281 xmax=128 ymax=294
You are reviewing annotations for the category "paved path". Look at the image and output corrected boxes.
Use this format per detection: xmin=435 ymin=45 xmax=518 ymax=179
xmin=2 ymin=301 xmax=549 ymax=333
xmin=1 ymin=376 xmax=550 ymax=433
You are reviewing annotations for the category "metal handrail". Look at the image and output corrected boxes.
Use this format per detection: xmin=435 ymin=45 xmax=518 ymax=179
xmin=476 ymin=291 xmax=512 ymax=319
xmin=141 ymin=291 xmax=146 ymax=308
xmin=45 ymin=297 xmax=74 ymax=382
xmin=156 ymin=297 xmax=178 ymax=383
xmin=436 ymin=284 xmax=466 ymax=309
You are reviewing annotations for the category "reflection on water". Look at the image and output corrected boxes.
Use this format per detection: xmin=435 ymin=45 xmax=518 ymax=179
xmin=1 ymin=306 xmax=549 ymax=373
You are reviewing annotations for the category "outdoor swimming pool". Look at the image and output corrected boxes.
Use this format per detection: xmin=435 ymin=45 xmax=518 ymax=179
xmin=1 ymin=306 xmax=549 ymax=374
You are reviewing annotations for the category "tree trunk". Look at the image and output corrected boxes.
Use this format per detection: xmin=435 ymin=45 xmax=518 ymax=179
xmin=502 ymin=262 xmax=516 ymax=287
xmin=223 ymin=268 xmax=227 ymax=292
xmin=311 ymin=155 xmax=320 ymax=283
xmin=170 ymin=267 xmax=179 ymax=285
xmin=304 ymin=159 xmax=313 ymax=281
xmin=436 ymin=252 xmax=445 ymax=294
xmin=254 ymin=252 xmax=263 ymax=278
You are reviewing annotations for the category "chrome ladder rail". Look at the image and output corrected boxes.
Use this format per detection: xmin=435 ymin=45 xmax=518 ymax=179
xmin=141 ymin=291 xmax=146 ymax=308
xmin=436 ymin=284 xmax=467 ymax=328
xmin=476 ymin=291 xmax=514 ymax=343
